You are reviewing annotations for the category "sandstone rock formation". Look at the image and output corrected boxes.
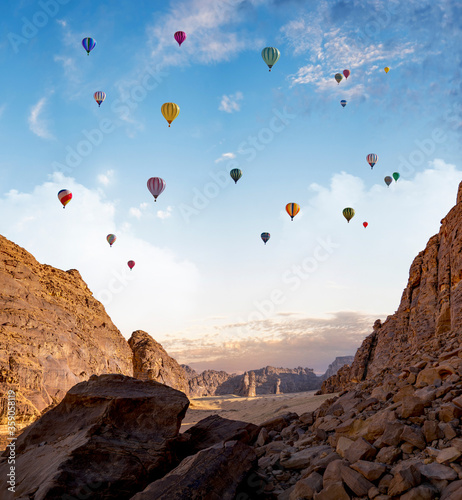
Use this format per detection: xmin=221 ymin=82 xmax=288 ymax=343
xmin=129 ymin=330 xmax=190 ymax=396
xmin=187 ymin=369 xmax=236 ymax=397
xmin=180 ymin=364 xmax=198 ymax=380
xmin=321 ymin=355 xmax=355 ymax=380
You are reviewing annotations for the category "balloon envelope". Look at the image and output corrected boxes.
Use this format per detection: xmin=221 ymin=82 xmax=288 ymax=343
xmin=94 ymin=91 xmax=106 ymax=107
xmin=174 ymin=31 xmax=186 ymax=46
xmin=57 ymin=189 xmax=72 ymax=208
xmin=343 ymin=69 xmax=350 ymax=79
xmin=335 ymin=73 xmax=343 ymax=84
xmin=366 ymin=153 xmax=378 ymax=169
xmin=230 ymin=168 xmax=242 ymax=184
xmin=285 ymin=203 xmax=300 ymax=221
xmin=261 ymin=47 xmax=280 ymax=71
xmin=363 ymin=222 xmax=368 ymax=228
xmin=384 ymin=176 xmax=393 ymax=187
xmin=340 ymin=100 xmax=347 ymax=107
xmin=147 ymin=177 xmax=166 ymax=201
xmin=342 ymin=207 xmax=355 ymax=223
xmin=82 ymin=37 xmax=96 ymax=55
xmin=393 ymin=172 xmax=400 ymax=182
xmin=128 ymin=260 xmax=135 ymax=270
xmin=107 ymin=234 xmax=116 ymax=247
xmin=161 ymin=103 xmax=180 ymax=127
xmin=384 ymin=67 xmax=390 ymax=73
xmin=261 ymin=232 xmax=270 ymax=245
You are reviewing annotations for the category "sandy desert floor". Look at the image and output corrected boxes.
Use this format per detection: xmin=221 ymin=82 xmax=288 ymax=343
xmin=180 ymin=391 xmax=337 ymax=431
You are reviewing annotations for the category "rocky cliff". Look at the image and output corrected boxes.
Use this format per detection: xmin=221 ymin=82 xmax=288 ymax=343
xmin=320 ymin=181 xmax=462 ymax=395
xmin=321 ymin=356 xmax=355 ymax=381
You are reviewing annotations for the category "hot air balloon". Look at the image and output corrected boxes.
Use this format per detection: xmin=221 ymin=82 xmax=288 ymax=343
xmin=128 ymin=260 xmax=135 ymax=270
xmin=230 ymin=169 xmax=242 ymax=184
xmin=384 ymin=176 xmax=393 ymax=187
xmin=363 ymin=222 xmax=368 ymax=228
xmin=57 ymin=189 xmax=72 ymax=208
xmin=261 ymin=47 xmax=280 ymax=72
xmin=393 ymin=172 xmax=400 ymax=182
xmin=384 ymin=67 xmax=390 ymax=73
xmin=366 ymin=154 xmax=378 ymax=169
xmin=107 ymin=234 xmax=116 ymax=247
xmin=82 ymin=37 xmax=96 ymax=55
xmin=161 ymin=103 xmax=180 ymax=127
xmin=335 ymin=73 xmax=343 ymax=84
xmin=340 ymin=100 xmax=347 ymax=108
xmin=286 ymin=203 xmax=300 ymax=221
xmin=94 ymin=91 xmax=106 ymax=107
xmin=147 ymin=177 xmax=166 ymax=202
xmin=174 ymin=31 xmax=186 ymax=46
xmin=342 ymin=207 xmax=355 ymax=223
xmin=343 ymin=69 xmax=350 ymax=79
xmin=261 ymin=232 xmax=270 ymax=245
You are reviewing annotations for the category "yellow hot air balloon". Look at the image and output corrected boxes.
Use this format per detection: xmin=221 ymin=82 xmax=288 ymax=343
xmin=384 ymin=67 xmax=390 ymax=73
xmin=161 ymin=102 xmax=180 ymax=127
xmin=286 ymin=203 xmax=300 ymax=221
xmin=342 ymin=207 xmax=355 ymax=223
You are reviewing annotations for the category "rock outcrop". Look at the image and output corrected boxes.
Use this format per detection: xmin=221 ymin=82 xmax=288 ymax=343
xmin=129 ymin=330 xmax=190 ymax=396
xmin=321 ymin=355 xmax=355 ymax=380
xmin=187 ymin=369 xmax=236 ymax=397
xmin=181 ymin=364 xmax=198 ymax=380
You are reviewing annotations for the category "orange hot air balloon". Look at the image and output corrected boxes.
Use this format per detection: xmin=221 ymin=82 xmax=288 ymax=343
xmin=363 ymin=222 xmax=368 ymax=228
xmin=285 ymin=203 xmax=300 ymax=221
xmin=384 ymin=67 xmax=390 ymax=73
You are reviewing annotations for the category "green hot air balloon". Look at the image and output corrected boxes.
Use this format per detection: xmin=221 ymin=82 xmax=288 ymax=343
xmin=261 ymin=47 xmax=280 ymax=72
xmin=230 ymin=168 xmax=242 ymax=184
xmin=335 ymin=73 xmax=343 ymax=84
xmin=384 ymin=176 xmax=393 ymax=187
xmin=393 ymin=172 xmax=400 ymax=182
xmin=342 ymin=207 xmax=355 ymax=223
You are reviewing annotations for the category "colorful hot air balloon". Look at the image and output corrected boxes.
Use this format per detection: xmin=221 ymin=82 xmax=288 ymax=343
xmin=174 ymin=31 xmax=186 ymax=46
xmin=393 ymin=172 xmax=400 ymax=182
xmin=261 ymin=47 xmax=280 ymax=72
xmin=230 ymin=169 xmax=242 ymax=184
xmin=384 ymin=176 xmax=393 ymax=187
xmin=94 ymin=91 xmax=106 ymax=107
xmin=57 ymin=189 xmax=72 ymax=208
xmin=343 ymin=69 xmax=350 ymax=79
xmin=335 ymin=73 xmax=343 ymax=84
xmin=147 ymin=177 xmax=166 ymax=202
xmin=366 ymin=154 xmax=378 ymax=169
xmin=342 ymin=207 xmax=355 ymax=223
xmin=128 ymin=260 xmax=135 ymax=270
xmin=82 ymin=37 xmax=96 ymax=55
xmin=363 ymin=222 xmax=368 ymax=228
xmin=161 ymin=103 xmax=180 ymax=127
xmin=384 ymin=67 xmax=390 ymax=73
xmin=107 ymin=234 xmax=116 ymax=247
xmin=261 ymin=232 xmax=270 ymax=245
xmin=340 ymin=100 xmax=347 ymax=108
xmin=286 ymin=203 xmax=300 ymax=221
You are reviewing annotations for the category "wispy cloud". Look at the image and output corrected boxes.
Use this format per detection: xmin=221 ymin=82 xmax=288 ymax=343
xmin=129 ymin=202 xmax=149 ymax=219
xmin=28 ymin=97 xmax=54 ymax=140
xmin=157 ymin=206 xmax=173 ymax=220
xmin=219 ymin=91 xmax=243 ymax=113
xmin=97 ymin=170 xmax=115 ymax=186
xmin=215 ymin=152 xmax=236 ymax=163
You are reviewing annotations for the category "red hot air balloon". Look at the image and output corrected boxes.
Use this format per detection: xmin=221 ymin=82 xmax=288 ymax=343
xmin=343 ymin=69 xmax=350 ymax=79
xmin=363 ymin=222 xmax=368 ymax=228
xmin=147 ymin=177 xmax=166 ymax=202
xmin=174 ymin=31 xmax=186 ymax=46
xmin=128 ymin=260 xmax=135 ymax=270
xmin=58 ymin=189 xmax=72 ymax=208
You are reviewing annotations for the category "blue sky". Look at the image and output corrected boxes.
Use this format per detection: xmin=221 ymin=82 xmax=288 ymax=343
xmin=1 ymin=0 xmax=461 ymax=374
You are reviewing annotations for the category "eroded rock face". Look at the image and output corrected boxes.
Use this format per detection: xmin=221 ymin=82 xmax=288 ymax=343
xmin=0 ymin=374 xmax=189 ymax=500
xmin=129 ymin=330 xmax=190 ymax=396
xmin=321 ymin=356 xmax=355 ymax=380
xmin=0 ymin=235 xmax=133 ymax=446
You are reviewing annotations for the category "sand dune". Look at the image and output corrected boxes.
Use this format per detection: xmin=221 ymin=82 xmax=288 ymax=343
xmin=181 ymin=391 xmax=337 ymax=431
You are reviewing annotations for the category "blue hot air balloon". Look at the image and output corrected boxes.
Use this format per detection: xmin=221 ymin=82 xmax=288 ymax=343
xmin=82 ymin=37 xmax=96 ymax=55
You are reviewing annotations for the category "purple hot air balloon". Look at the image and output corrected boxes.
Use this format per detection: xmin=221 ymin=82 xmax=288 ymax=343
xmin=174 ymin=31 xmax=186 ymax=47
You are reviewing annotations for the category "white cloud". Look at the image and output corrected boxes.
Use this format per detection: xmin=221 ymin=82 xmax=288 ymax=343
xmin=219 ymin=92 xmax=243 ymax=113
xmin=157 ymin=206 xmax=173 ymax=220
xmin=28 ymin=97 xmax=54 ymax=140
xmin=129 ymin=202 xmax=150 ymax=219
xmin=97 ymin=170 xmax=115 ymax=186
xmin=215 ymin=152 xmax=236 ymax=163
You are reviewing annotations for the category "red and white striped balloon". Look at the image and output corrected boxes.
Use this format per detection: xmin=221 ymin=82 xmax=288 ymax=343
xmin=147 ymin=177 xmax=166 ymax=202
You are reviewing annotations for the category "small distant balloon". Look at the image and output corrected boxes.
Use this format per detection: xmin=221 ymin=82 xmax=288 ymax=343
xmin=342 ymin=207 xmax=355 ymax=223
xmin=384 ymin=176 xmax=393 ymax=187
xmin=363 ymin=222 xmax=368 ymax=228
xmin=261 ymin=47 xmax=280 ymax=72
xmin=174 ymin=31 xmax=186 ymax=46
xmin=94 ymin=91 xmax=106 ymax=107
xmin=57 ymin=189 xmax=72 ymax=208
xmin=261 ymin=232 xmax=270 ymax=245
xmin=147 ymin=177 xmax=166 ymax=202
xmin=393 ymin=172 xmax=400 ymax=182
xmin=82 ymin=37 xmax=96 ymax=55
xmin=366 ymin=154 xmax=378 ymax=169
xmin=286 ymin=203 xmax=300 ymax=221
xmin=128 ymin=260 xmax=135 ymax=270
xmin=335 ymin=73 xmax=343 ymax=84
xmin=161 ymin=102 xmax=180 ymax=127
xmin=384 ymin=67 xmax=390 ymax=73
xmin=340 ymin=100 xmax=347 ymax=108
xmin=230 ymin=169 xmax=242 ymax=184
xmin=343 ymin=69 xmax=350 ymax=79
xmin=107 ymin=234 xmax=116 ymax=247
